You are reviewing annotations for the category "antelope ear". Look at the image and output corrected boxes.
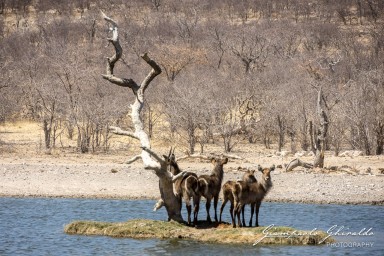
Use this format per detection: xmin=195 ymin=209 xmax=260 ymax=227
xmin=270 ymin=165 xmax=276 ymax=171
xmin=258 ymin=165 xmax=263 ymax=172
xmin=211 ymin=158 xmax=217 ymax=164
xmin=222 ymin=158 xmax=228 ymax=164
xmin=251 ymin=170 xmax=255 ymax=174
xmin=163 ymin=155 xmax=168 ymax=160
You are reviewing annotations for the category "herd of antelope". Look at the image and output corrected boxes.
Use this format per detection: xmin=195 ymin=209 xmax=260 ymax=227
xmin=156 ymin=149 xmax=275 ymax=228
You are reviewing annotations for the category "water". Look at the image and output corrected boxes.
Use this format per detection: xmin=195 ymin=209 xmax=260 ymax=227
xmin=0 ymin=198 xmax=383 ymax=256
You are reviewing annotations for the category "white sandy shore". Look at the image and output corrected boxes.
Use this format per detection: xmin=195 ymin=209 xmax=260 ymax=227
xmin=1 ymin=154 xmax=383 ymax=205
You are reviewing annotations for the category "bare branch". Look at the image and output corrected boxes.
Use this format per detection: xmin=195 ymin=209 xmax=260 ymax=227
xmin=141 ymin=146 xmax=165 ymax=165
xmin=171 ymin=171 xmax=190 ymax=182
xmin=125 ymin=155 xmax=142 ymax=164
xmin=0 ymin=84 xmax=9 ymax=90
xmin=153 ymin=199 xmax=164 ymax=211
xmin=140 ymin=53 xmax=162 ymax=93
xmin=101 ymin=75 xmax=139 ymax=89
xmin=109 ymin=126 xmax=139 ymax=140
xmin=101 ymin=11 xmax=118 ymax=28
xmin=101 ymin=11 xmax=140 ymax=90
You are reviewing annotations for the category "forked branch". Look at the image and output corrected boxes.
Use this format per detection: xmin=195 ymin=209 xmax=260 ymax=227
xmin=140 ymin=53 xmax=162 ymax=93
xmin=101 ymin=11 xmax=139 ymax=90
xmin=141 ymin=146 xmax=165 ymax=165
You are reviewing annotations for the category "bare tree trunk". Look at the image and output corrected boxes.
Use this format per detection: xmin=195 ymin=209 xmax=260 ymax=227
xmin=313 ymin=88 xmax=328 ymax=168
xmin=309 ymin=120 xmax=315 ymax=153
xmin=375 ymin=121 xmax=384 ymax=155
xmin=187 ymin=126 xmax=196 ymax=154
xmin=43 ymin=119 xmax=51 ymax=149
xmin=101 ymin=13 xmax=183 ymax=222
xmin=285 ymin=89 xmax=328 ymax=171
xmin=277 ymin=115 xmax=285 ymax=152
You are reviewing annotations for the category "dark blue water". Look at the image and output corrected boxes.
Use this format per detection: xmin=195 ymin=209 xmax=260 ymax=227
xmin=0 ymin=198 xmax=383 ymax=256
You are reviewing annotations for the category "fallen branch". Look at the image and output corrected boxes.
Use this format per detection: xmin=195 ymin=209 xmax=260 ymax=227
xmin=220 ymin=153 xmax=243 ymax=160
xmin=125 ymin=155 xmax=142 ymax=164
xmin=176 ymin=152 xmax=242 ymax=162
xmin=286 ymin=158 xmax=314 ymax=172
xmin=176 ymin=154 xmax=212 ymax=161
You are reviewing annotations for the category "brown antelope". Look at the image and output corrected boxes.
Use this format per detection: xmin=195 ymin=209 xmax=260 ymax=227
xmin=198 ymin=157 xmax=228 ymax=223
xmin=163 ymin=151 xmax=200 ymax=226
xmin=233 ymin=165 xmax=275 ymax=228
xmin=219 ymin=168 xmax=257 ymax=226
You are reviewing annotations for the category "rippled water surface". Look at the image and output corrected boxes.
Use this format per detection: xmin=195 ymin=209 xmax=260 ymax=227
xmin=0 ymin=198 xmax=382 ymax=255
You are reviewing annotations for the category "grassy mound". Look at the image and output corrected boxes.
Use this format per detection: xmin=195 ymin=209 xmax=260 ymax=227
xmin=64 ymin=219 xmax=334 ymax=245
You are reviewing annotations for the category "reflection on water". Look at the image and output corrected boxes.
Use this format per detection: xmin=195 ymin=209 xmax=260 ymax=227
xmin=0 ymin=198 xmax=382 ymax=256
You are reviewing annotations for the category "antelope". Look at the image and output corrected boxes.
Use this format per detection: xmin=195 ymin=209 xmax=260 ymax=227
xmin=232 ymin=165 xmax=275 ymax=228
xmin=163 ymin=151 xmax=200 ymax=226
xmin=198 ymin=157 xmax=228 ymax=223
xmin=219 ymin=168 xmax=257 ymax=226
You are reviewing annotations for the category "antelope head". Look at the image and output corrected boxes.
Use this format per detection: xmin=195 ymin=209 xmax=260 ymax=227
xmin=211 ymin=157 xmax=228 ymax=166
xmin=163 ymin=147 xmax=179 ymax=175
xmin=258 ymin=164 xmax=275 ymax=182
xmin=163 ymin=147 xmax=176 ymax=163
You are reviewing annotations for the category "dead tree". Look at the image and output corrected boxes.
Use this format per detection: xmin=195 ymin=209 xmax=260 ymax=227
xmin=101 ymin=12 xmax=184 ymax=222
xmin=313 ymin=87 xmax=329 ymax=167
xmin=286 ymin=88 xmax=328 ymax=171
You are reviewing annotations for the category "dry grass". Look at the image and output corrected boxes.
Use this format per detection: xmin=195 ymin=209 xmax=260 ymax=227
xmin=64 ymin=219 xmax=334 ymax=245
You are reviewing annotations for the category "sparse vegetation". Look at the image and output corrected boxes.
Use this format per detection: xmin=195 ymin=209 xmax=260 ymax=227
xmin=0 ymin=0 xmax=383 ymax=156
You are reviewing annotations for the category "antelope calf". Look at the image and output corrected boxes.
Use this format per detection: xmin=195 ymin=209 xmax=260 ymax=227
xmin=233 ymin=165 xmax=275 ymax=228
xmin=163 ymin=153 xmax=200 ymax=226
xmin=198 ymin=157 xmax=228 ymax=223
xmin=219 ymin=168 xmax=257 ymax=226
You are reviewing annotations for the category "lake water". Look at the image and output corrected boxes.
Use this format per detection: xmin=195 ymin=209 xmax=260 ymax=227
xmin=0 ymin=198 xmax=383 ymax=255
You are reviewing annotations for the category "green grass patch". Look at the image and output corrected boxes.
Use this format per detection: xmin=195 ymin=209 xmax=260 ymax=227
xmin=64 ymin=219 xmax=334 ymax=245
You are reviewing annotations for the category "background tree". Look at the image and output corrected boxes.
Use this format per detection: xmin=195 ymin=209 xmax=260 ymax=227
xmin=0 ymin=0 xmax=383 ymax=158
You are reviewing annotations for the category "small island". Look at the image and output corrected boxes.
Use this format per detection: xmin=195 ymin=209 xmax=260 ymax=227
xmin=64 ymin=219 xmax=334 ymax=246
